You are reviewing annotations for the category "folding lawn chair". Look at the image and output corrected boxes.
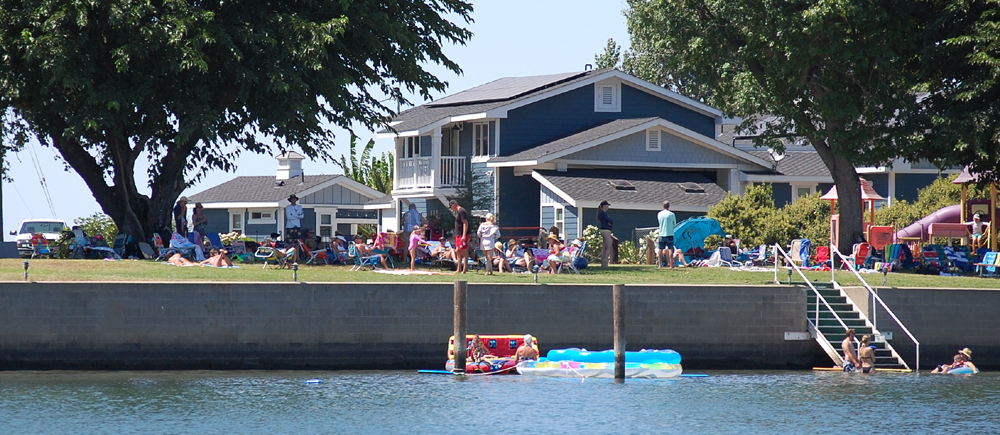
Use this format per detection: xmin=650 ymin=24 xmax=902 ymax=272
xmin=205 ymin=232 xmax=225 ymax=250
xmin=254 ymin=245 xmax=291 ymax=269
xmin=298 ymin=239 xmax=328 ymax=265
xmin=975 ymin=251 xmax=997 ymax=277
xmin=789 ymin=239 xmax=803 ymax=266
xmin=348 ymin=243 xmax=381 ymax=271
xmin=152 ymin=233 xmax=174 ymax=261
xmin=558 ymin=241 xmax=588 ymax=274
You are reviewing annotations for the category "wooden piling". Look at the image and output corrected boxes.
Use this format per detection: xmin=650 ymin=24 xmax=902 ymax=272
xmin=453 ymin=280 xmax=467 ymax=375
xmin=614 ymin=283 xmax=625 ymax=382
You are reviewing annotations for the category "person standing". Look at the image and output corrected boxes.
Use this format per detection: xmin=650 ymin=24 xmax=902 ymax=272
xmin=477 ymin=213 xmax=500 ymax=275
xmin=657 ymin=201 xmax=677 ymax=269
xmin=402 ymin=203 xmax=424 ymax=263
xmin=841 ymin=328 xmax=860 ymax=372
xmin=450 ymin=199 xmax=470 ymax=274
xmin=285 ymin=194 xmax=304 ymax=241
xmin=174 ymin=196 xmax=189 ymax=237
xmin=597 ymin=200 xmax=614 ymax=268
xmin=192 ymin=202 xmax=209 ymax=238
xmin=858 ymin=335 xmax=876 ymax=374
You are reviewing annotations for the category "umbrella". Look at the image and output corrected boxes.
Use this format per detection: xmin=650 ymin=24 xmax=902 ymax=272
xmin=673 ymin=217 xmax=726 ymax=256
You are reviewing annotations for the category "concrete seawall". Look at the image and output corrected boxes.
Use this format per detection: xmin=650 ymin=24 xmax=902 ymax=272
xmin=0 ymin=282 xmax=825 ymax=370
xmin=0 ymin=282 xmax=995 ymax=370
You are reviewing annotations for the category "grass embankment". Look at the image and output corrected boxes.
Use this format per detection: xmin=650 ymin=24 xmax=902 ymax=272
xmin=1 ymin=259 xmax=998 ymax=288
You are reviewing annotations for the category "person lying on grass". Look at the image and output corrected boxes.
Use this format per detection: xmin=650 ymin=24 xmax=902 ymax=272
xmin=200 ymin=248 xmax=234 ymax=268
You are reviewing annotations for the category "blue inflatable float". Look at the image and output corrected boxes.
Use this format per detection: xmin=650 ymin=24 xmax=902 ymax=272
xmin=545 ymin=348 xmax=681 ymax=365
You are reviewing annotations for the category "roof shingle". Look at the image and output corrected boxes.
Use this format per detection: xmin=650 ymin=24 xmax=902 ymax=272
xmin=187 ymin=175 xmax=343 ymax=203
xmin=535 ymin=169 xmax=728 ymax=209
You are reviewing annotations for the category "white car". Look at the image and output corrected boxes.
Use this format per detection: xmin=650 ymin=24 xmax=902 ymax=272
xmin=9 ymin=219 xmax=68 ymax=258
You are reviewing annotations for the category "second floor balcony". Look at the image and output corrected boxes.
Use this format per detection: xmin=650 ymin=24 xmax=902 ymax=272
xmin=397 ymin=156 xmax=467 ymax=190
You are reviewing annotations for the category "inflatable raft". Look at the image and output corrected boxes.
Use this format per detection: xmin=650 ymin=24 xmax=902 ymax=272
xmin=517 ymin=348 xmax=682 ymax=379
xmin=947 ymin=366 xmax=977 ymax=375
xmin=445 ymin=334 xmax=537 ymax=374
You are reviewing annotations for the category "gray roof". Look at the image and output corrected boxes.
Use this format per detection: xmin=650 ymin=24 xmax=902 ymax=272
xmin=491 ymin=118 xmax=658 ymax=163
xmin=535 ymin=169 xmax=728 ymax=209
xmin=187 ymin=174 xmax=343 ymax=203
xmin=745 ymin=150 xmax=831 ymax=177
xmin=365 ymin=194 xmax=394 ymax=206
xmin=382 ymin=69 xmax=609 ymax=134
xmin=429 ymin=72 xmax=585 ymax=106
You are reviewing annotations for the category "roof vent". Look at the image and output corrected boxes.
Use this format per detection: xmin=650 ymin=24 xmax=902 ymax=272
xmin=679 ymin=182 xmax=705 ymax=193
xmin=609 ymin=180 xmax=636 ymax=190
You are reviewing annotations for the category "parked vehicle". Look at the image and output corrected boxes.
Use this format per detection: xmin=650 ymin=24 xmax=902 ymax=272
xmin=9 ymin=219 xmax=68 ymax=258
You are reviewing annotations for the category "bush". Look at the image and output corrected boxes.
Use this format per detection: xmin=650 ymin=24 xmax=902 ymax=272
xmin=708 ymin=184 xmax=795 ymax=246
xmin=74 ymin=212 xmax=117 ymax=243
xmin=617 ymin=240 xmax=644 ymax=264
xmin=782 ymin=192 xmax=831 ymax=248
xmin=581 ymin=225 xmax=603 ymax=263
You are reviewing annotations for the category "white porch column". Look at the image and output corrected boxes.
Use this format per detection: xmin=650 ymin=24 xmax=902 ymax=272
xmin=887 ymin=172 xmax=896 ymax=207
xmin=729 ymin=168 xmax=741 ymax=195
xmin=431 ymin=128 xmax=442 ymax=188
xmin=392 ymin=138 xmax=400 ymax=189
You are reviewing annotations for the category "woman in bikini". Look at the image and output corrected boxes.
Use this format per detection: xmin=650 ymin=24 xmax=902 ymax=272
xmin=858 ymin=334 xmax=876 ymax=374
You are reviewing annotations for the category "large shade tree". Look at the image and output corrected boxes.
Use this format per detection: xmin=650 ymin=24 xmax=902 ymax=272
xmin=625 ymin=0 xmax=931 ymax=253
xmin=917 ymin=0 xmax=1000 ymax=178
xmin=0 ymin=0 xmax=471 ymax=242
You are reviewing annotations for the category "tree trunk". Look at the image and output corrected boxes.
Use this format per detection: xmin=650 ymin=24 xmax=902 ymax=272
xmin=809 ymin=134 xmax=864 ymax=256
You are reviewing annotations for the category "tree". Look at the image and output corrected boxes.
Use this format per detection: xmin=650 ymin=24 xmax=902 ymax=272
xmin=0 ymin=0 xmax=471 ymax=243
xmin=594 ymin=38 xmax=621 ymax=69
xmin=626 ymin=0 xmax=929 ymax=253
xmin=339 ymin=135 xmax=393 ymax=194
xmin=916 ymin=1 xmax=1000 ymax=179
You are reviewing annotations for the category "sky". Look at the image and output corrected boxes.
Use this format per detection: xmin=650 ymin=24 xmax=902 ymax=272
xmin=2 ymin=0 xmax=632 ymax=240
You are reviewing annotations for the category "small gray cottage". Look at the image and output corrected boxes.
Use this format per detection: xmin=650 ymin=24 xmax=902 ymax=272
xmin=186 ymin=153 xmax=385 ymax=241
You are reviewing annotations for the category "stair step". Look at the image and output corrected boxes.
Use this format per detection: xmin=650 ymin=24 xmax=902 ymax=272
xmin=807 ymin=296 xmax=848 ymax=305
xmin=816 ymin=311 xmax=861 ymax=319
xmin=817 ymin=319 xmax=868 ymax=327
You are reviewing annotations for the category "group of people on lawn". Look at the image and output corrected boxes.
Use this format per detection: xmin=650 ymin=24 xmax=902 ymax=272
xmin=403 ymin=200 xmax=584 ymax=274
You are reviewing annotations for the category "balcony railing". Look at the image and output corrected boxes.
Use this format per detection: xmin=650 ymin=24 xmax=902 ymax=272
xmin=397 ymin=156 xmax=467 ymax=190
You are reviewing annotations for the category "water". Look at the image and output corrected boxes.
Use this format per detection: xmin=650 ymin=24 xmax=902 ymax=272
xmin=2 ymin=370 xmax=999 ymax=434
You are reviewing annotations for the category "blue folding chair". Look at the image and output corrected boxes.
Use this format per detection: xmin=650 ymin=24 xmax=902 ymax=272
xmin=976 ymin=251 xmax=997 ymax=277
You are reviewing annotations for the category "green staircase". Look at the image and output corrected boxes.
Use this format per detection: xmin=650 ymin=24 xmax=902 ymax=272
xmin=806 ymin=286 xmax=909 ymax=371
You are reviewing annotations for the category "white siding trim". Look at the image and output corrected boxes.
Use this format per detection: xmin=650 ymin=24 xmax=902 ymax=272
xmin=531 ymin=171 xmax=577 ymax=207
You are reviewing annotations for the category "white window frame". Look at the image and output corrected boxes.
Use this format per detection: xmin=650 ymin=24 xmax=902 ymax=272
xmin=790 ymin=184 xmax=816 ymax=204
xmin=594 ymin=81 xmax=621 ymax=112
xmin=314 ymin=207 xmax=337 ymax=240
xmin=229 ymin=210 xmax=244 ymax=233
xmin=473 ymin=122 xmax=489 ymax=158
xmin=554 ymin=205 xmax=565 ymax=235
xmin=404 ymin=137 xmax=421 ymax=158
xmin=247 ymin=209 xmax=277 ymax=225
xmin=646 ymin=129 xmax=661 ymax=151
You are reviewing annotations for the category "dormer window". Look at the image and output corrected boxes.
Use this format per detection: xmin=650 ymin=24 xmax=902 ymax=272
xmin=646 ymin=129 xmax=661 ymax=151
xmin=594 ymin=81 xmax=621 ymax=112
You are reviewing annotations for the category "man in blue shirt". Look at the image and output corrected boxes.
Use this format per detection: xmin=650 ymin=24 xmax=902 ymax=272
xmin=657 ymin=201 xmax=676 ymax=269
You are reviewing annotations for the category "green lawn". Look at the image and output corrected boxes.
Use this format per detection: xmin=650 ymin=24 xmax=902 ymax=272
xmin=2 ymin=258 xmax=999 ymax=289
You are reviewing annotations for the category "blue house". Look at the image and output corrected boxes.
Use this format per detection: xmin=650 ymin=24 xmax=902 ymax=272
xmin=187 ymin=153 xmax=385 ymax=241
xmin=379 ymin=69 xmax=778 ymax=242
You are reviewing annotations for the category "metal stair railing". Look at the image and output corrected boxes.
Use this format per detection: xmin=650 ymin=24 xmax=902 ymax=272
xmin=772 ymin=243 xmax=858 ymax=366
xmin=831 ymin=247 xmax=921 ymax=373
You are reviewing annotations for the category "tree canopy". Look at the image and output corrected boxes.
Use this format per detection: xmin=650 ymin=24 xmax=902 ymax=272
xmin=0 ymin=0 xmax=472 ymax=241
xmin=625 ymin=0 xmax=931 ymax=252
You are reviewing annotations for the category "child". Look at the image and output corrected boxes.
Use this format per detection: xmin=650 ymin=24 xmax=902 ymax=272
xmin=408 ymin=224 xmax=429 ymax=270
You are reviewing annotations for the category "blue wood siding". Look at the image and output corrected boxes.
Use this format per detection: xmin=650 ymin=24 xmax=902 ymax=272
xmin=470 ymin=162 xmax=494 ymax=212
xmin=540 ymin=186 xmax=565 ymax=205
xmin=201 ymin=209 xmax=230 ymax=235
xmin=399 ymin=198 xmax=428 ymax=221
xmin=499 ymin=84 xmax=716 ymax=156
xmin=896 ymin=173 xmax=942 ymax=202
xmin=771 ymin=183 xmax=793 ymax=207
xmin=301 ymin=184 xmax=370 ymax=205
xmin=245 ymin=223 xmax=278 ymax=239
xmin=497 ymin=167 xmax=540 ymax=230
xmin=865 ymin=174 xmax=889 ymax=201
xmin=298 ymin=208 xmax=316 ymax=233
xmin=565 ymin=130 xmax=737 ymax=165
xmin=541 ymin=206 xmax=554 ymax=229
xmin=565 ymin=206 xmax=578 ymax=240
xmin=818 ymin=183 xmax=834 ymax=197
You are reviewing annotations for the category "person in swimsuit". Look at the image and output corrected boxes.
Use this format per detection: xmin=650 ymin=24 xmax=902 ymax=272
xmin=842 ymin=328 xmax=861 ymax=372
xmin=167 ymin=252 xmax=197 ymax=266
xmin=515 ymin=334 xmax=539 ymax=362
xmin=858 ymin=334 xmax=876 ymax=374
xmin=467 ymin=334 xmax=490 ymax=363
xmin=933 ymin=348 xmax=979 ymax=374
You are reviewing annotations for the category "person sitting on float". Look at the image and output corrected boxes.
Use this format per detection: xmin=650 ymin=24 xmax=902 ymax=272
xmin=467 ymin=334 xmax=491 ymax=363
xmin=515 ymin=334 xmax=539 ymax=362
xmin=933 ymin=348 xmax=979 ymax=374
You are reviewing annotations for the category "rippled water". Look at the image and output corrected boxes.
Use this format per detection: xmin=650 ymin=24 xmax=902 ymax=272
xmin=1 ymin=370 xmax=998 ymax=434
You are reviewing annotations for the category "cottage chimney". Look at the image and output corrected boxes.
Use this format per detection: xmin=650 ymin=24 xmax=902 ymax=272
xmin=276 ymin=152 xmax=305 ymax=180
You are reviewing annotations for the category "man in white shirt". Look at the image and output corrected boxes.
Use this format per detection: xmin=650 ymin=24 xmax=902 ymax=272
xmin=285 ymin=194 xmax=305 ymax=241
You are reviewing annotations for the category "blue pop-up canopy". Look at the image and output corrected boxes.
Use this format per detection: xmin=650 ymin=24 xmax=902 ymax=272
xmin=673 ymin=217 xmax=726 ymax=256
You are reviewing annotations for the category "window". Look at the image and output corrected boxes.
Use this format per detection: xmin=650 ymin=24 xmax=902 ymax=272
xmin=555 ymin=207 xmax=565 ymax=235
xmin=594 ymin=81 xmax=621 ymax=112
xmin=473 ymin=123 xmax=489 ymax=157
xmin=447 ymin=129 xmax=459 ymax=156
xmin=646 ymin=129 xmax=661 ymax=151
xmin=319 ymin=213 xmax=333 ymax=238
xmin=231 ymin=213 xmax=242 ymax=231
xmin=790 ymin=184 xmax=816 ymax=204
xmin=404 ymin=137 xmax=420 ymax=158
xmin=248 ymin=210 xmax=276 ymax=224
